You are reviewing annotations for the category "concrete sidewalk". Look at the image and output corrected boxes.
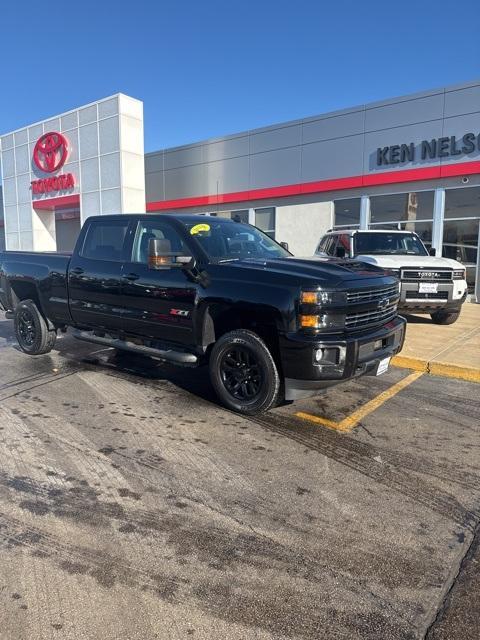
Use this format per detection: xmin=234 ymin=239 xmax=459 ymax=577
xmin=392 ymin=302 xmax=480 ymax=382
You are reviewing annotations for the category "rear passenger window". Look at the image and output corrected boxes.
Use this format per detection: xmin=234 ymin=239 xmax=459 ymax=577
xmin=80 ymin=221 xmax=130 ymax=261
xmin=317 ymin=237 xmax=328 ymax=253
xmin=317 ymin=236 xmax=334 ymax=254
xmin=319 ymin=236 xmax=338 ymax=256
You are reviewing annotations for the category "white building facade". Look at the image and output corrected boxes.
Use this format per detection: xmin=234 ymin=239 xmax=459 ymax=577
xmin=0 ymin=93 xmax=145 ymax=252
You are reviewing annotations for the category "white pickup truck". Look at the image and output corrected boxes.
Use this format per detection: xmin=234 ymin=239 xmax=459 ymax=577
xmin=314 ymin=229 xmax=468 ymax=324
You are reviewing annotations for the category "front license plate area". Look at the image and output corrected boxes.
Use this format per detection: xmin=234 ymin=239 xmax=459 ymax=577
xmin=419 ymin=282 xmax=438 ymax=293
xmin=376 ymin=357 xmax=391 ymax=376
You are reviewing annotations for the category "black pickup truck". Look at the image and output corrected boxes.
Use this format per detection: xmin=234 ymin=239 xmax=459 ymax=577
xmin=0 ymin=214 xmax=406 ymax=414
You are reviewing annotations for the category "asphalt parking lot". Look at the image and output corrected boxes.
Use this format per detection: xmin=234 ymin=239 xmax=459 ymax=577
xmin=0 ymin=311 xmax=479 ymax=640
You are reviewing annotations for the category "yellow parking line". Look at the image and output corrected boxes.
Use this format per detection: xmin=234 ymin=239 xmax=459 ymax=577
xmin=294 ymin=413 xmax=350 ymax=432
xmin=295 ymin=371 xmax=424 ymax=433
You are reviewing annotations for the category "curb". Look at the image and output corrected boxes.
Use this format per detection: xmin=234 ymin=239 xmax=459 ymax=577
xmin=391 ymin=355 xmax=480 ymax=384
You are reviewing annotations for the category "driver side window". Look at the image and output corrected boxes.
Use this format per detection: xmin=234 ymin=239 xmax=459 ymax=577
xmin=131 ymin=221 xmax=188 ymax=263
xmin=334 ymin=234 xmax=350 ymax=257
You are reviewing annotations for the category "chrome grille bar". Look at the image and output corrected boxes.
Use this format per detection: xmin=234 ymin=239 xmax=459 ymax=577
xmin=345 ymin=303 xmax=397 ymax=329
xmin=346 ymin=284 xmax=398 ymax=304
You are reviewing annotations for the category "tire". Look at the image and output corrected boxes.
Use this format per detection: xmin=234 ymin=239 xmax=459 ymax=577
xmin=14 ymin=299 xmax=57 ymax=355
xmin=209 ymin=329 xmax=280 ymax=415
xmin=430 ymin=310 xmax=460 ymax=325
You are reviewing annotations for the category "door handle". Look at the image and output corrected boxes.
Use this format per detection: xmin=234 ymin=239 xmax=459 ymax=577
xmin=122 ymin=273 xmax=140 ymax=281
xmin=71 ymin=267 xmax=84 ymax=275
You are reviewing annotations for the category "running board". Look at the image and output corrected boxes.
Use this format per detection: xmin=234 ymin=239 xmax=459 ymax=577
xmin=72 ymin=330 xmax=198 ymax=365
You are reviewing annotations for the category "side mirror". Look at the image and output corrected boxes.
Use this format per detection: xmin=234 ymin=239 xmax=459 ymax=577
xmin=336 ymin=246 xmax=346 ymax=258
xmin=429 ymin=247 xmax=437 ymax=256
xmin=280 ymin=241 xmax=289 ymax=251
xmin=148 ymin=238 xmax=194 ymax=270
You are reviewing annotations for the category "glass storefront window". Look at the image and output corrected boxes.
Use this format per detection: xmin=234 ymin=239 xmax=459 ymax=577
xmin=211 ymin=209 xmax=249 ymax=223
xmin=443 ymin=218 xmax=478 ymax=293
xmin=334 ymin=198 xmax=360 ymax=227
xmin=369 ymin=221 xmax=433 ymax=247
xmin=444 ymin=186 xmax=480 ymax=219
xmin=255 ymin=207 xmax=275 ymax=238
xmin=369 ymin=222 xmax=402 ymax=230
xmin=408 ymin=221 xmax=433 ymax=247
xmin=444 ymin=187 xmax=480 ymax=293
xmin=370 ymin=191 xmax=434 ymax=224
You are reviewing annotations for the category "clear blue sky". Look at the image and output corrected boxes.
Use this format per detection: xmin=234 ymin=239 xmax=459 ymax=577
xmin=1 ymin=0 xmax=479 ymax=152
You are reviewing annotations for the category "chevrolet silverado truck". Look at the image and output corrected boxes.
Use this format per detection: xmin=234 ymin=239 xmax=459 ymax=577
xmin=315 ymin=229 xmax=468 ymax=324
xmin=0 ymin=214 xmax=406 ymax=414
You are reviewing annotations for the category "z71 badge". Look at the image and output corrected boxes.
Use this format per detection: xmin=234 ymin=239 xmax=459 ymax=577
xmin=169 ymin=309 xmax=190 ymax=317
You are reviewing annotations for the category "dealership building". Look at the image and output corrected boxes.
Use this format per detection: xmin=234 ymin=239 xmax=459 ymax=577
xmin=0 ymin=80 xmax=479 ymax=300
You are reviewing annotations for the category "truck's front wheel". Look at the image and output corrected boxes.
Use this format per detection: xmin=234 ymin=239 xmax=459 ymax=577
xmin=209 ymin=329 xmax=280 ymax=415
xmin=14 ymin=300 xmax=57 ymax=355
xmin=430 ymin=310 xmax=460 ymax=325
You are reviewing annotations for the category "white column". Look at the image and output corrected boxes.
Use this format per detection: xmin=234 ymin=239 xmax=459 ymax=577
xmin=32 ymin=209 xmax=56 ymax=251
xmin=248 ymin=208 xmax=255 ymax=225
xmin=360 ymin=195 xmax=370 ymax=229
xmin=432 ymin=188 xmax=445 ymax=255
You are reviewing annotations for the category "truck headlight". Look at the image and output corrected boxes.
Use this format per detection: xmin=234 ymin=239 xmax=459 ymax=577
xmin=453 ymin=269 xmax=466 ymax=280
xmin=300 ymin=290 xmax=347 ymax=305
xmin=299 ymin=289 xmax=346 ymax=332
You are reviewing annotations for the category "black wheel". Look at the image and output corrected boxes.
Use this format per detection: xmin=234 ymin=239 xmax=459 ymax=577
xmin=430 ymin=310 xmax=460 ymax=325
xmin=209 ymin=329 xmax=280 ymax=415
xmin=14 ymin=299 xmax=57 ymax=355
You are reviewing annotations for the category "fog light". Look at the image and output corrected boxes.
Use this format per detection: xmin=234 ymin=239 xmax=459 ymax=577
xmin=314 ymin=347 xmax=340 ymax=365
xmin=374 ymin=339 xmax=382 ymax=350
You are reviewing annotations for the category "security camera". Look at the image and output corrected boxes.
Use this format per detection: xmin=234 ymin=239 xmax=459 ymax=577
xmin=462 ymin=176 xmax=469 ymax=184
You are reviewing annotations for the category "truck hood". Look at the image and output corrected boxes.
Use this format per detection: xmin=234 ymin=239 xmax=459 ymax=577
xmin=355 ymin=254 xmax=465 ymax=270
xmin=227 ymin=256 xmax=388 ymax=286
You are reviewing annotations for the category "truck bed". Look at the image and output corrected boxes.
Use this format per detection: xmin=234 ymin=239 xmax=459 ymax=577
xmin=0 ymin=251 xmax=72 ymax=324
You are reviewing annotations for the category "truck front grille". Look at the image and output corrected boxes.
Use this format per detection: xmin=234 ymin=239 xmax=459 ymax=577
xmin=401 ymin=269 xmax=452 ymax=282
xmin=347 ymin=283 xmax=398 ymax=304
xmin=345 ymin=303 xmax=397 ymax=330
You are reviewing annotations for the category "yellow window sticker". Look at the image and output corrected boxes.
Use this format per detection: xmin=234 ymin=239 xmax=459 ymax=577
xmin=190 ymin=223 xmax=211 ymax=235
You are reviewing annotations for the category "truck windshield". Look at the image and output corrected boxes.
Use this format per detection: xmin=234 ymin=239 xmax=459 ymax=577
xmin=182 ymin=219 xmax=290 ymax=262
xmin=354 ymin=232 xmax=428 ymax=256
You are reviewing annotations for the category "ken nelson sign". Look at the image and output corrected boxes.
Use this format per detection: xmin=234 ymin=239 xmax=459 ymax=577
xmin=376 ymin=132 xmax=480 ymax=166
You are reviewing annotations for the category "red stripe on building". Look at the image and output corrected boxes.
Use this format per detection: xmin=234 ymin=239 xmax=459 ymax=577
xmin=146 ymin=160 xmax=480 ymax=212
xmin=32 ymin=194 xmax=80 ymax=210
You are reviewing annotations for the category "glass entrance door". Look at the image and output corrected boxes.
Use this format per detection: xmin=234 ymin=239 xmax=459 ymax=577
xmin=443 ymin=187 xmax=480 ymax=295
xmin=443 ymin=219 xmax=478 ymax=293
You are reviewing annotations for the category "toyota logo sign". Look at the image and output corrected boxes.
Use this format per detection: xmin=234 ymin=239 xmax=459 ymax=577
xmin=33 ymin=132 xmax=68 ymax=173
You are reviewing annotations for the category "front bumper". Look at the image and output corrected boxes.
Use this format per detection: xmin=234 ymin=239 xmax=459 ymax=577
xmin=281 ymin=316 xmax=406 ymax=400
xmin=398 ymin=282 xmax=467 ymax=313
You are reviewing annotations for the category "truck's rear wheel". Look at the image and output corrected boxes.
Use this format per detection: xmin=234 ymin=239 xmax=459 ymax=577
xmin=430 ymin=310 xmax=460 ymax=325
xmin=14 ymin=300 xmax=57 ymax=355
xmin=209 ymin=329 xmax=280 ymax=415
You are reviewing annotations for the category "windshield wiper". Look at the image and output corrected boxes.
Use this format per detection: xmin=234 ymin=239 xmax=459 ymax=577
xmin=218 ymin=258 xmax=241 ymax=263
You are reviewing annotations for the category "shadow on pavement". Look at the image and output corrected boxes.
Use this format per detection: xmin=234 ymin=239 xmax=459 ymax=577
xmin=52 ymin=331 xmax=219 ymax=406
